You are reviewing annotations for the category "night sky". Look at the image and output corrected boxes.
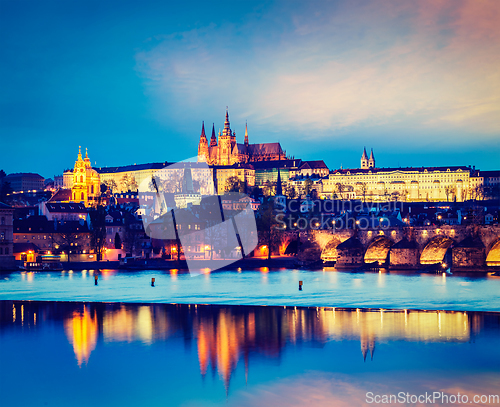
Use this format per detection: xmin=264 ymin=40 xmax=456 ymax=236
xmin=1 ymin=0 xmax=499 ymax=179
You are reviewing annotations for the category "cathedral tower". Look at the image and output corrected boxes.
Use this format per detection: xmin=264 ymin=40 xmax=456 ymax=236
xmin=361 ymin=147 xmax=369 ymax=169
xmin=368 ymin=148 xmax=375 ymax=168
xmin=197 ymin=121 xmax=209 ymax=163
xmin=244 ymin=121 xmax=249 ymax=147
xmin=210 ymin=123 xmax=217 ymax=147
xmin=218 ymin=108 xmax=232 ymax=165
xmin=71 ymin=147 xmax=100 ymax=207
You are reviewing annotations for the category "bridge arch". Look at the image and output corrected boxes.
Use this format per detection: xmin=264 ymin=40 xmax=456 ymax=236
xmin=364 ymin=236 xmax=394 ymax=263
xmin=486 ymin=237 xmax=500 ymax=266
xmin=320 ymin=237 xmax=342 ymax=262
xmin=420 ymin=236 xmax=454 ymax=265
xmin=284 ymin=239 xmax=299 ymax=255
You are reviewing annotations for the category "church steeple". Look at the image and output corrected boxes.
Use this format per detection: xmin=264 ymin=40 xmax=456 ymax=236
xmin=77 ymin=146 xmax=83 ymax=162
xmin=210 ymin=123 xmax=217 ymax=147
xmin=197 ymin=121 xmax=209 ymax=163
xmin=84 ymin=147 xmax=91 ymax=168
xmin=244 ymin=121 xmax=249 ymax=146
xmin=361 ymin=147 xmax=369 ymax=169
xmin=276 ymin=167 xmax=283 ymax=196
xmin=368 ymin=148 xmax=375 ymax=168
xmin=222 ymin=107 xmax=231 ymax=138
xmin=201 ymin=121 xmax=206 ymax=139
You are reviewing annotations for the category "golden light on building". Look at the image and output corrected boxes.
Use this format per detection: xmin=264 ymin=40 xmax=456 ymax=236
xmin=64 ymin=306 xmax=98 ymax=367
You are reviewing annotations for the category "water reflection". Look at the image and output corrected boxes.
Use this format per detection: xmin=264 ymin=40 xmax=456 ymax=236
xmin=64 ymin=305 xmax=98 ymax=367
xmin=2 ymin=300 xmax=499 ymax=395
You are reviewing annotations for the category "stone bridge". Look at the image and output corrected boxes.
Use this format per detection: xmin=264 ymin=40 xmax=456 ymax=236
xmin=278 ymin=225 xmax=500 ymax=270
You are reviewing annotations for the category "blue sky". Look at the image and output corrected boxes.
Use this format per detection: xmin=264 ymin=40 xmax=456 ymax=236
xmin=1 ymin=0 xmax=499 ymax=178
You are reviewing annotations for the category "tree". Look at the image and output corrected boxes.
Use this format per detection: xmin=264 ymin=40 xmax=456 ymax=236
xmin=225 ymin=176 xmax=243 ymax=193
xmin=128 ymin=176 xmax=139 ymax=191
xmin=89 ymin=205 xmax=107 ymax=261
xmin=120 ymin=174 xmax=139 ymax=192
xmin=472 ymin=185 xmax=485 ymax=201
xmin=285 ymin=184 xmax=296 ymax=199
xmin=335 ymin=183 xmax=346 ymax=200
xmin=304 ymin=179 xmax=313 ymax=196
xmin=310 ymin=188 xmax=318 ymax=200
xmin=251 ymin=186 xmax=262 ymax=200
xmin=360 ymin=182 xmax=368 ymax=202
xmin=104 ymin=179 xmax=118 ymax=193
xmin=262 ymin=180 xmax=274 ymax=197
xmin=114 ymin=232 xmax=122 ymax=249
xmin=53 ymin=231 xmax=80 ymax=264
xmin=444 ymin=185 xmax=456 ymax=202
xmin=0 ymin=170 xmax=12 ymax=203
xmin=123 ymin=214 xmax=143 ymax=257
xmin=256 ymin=197 xmax=281 ymax=260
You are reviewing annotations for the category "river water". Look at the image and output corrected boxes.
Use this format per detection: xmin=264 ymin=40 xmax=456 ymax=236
xmin=1 ymin=268 xmax=500 ymax=311
xmin=1 ymin=300 xmax=499 ymax=407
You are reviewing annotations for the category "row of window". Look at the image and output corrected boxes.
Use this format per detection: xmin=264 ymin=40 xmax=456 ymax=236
xmin=0 ymin=247 xmax=9 ymax=255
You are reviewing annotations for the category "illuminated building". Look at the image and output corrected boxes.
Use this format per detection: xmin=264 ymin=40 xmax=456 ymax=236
xmin=3 ymin=172 xmax=45 ymax=193
xmin=0 ymin=202 xmax=15 ymax=269
xmin=322 ymin=149 xmax=491 ymax=202
xmin=213 ymin=163 xmax=255 ymax=194
xmin=197 ymin=109 xmax=286 ymax=166
xmin=71 ymin=147 xmax=100 ymax=206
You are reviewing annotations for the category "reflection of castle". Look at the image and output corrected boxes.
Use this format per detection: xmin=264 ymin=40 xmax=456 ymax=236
xmin=3 ymin=302 xmax=489 ymax=392
xmin=198 ymin=109 xmax=286 ymax=165
xmin=64 ymin=306 xmax=98 ymax=367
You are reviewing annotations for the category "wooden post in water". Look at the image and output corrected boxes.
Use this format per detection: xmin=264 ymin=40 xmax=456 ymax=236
xmin=151 ymin=277 xmax=155 ymax=287
xmin=94 ymin=274 xmax=98 ymax=285
xmin=299 ymin=280 xmax=303 ymax=291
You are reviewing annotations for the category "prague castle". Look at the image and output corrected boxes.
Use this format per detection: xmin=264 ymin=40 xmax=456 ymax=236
xmin=197 ymin=109 xmax=286 ymax=165
xmin=322 ymin=148 xmax=496 ymax=202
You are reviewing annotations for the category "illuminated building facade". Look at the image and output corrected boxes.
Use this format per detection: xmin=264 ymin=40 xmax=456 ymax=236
xmin=322 ymin=149 xmax=488 ymax=202
xmin=197 ymin=109 xmax=286 ymax=166
xmin=3 ymin=172 xmax=45 ymax=193
xmin=0 ymin=202 xmax=15 ymax=268
xmin=71 ymin=147 xmax=100 ymax=206
xmin=214 ymin=163 xmax=255 ymax=194
xmin=97 ymin=162 xmax=169 ymax=193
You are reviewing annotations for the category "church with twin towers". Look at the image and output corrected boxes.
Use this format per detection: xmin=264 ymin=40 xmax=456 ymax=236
xmin=197 ymin=109 xmax=287 ymax=166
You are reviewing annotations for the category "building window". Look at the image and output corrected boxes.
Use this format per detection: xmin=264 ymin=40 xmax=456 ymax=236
xmin=5 ymin=248 xmax=8 ymax=255
xmin=0 ymin=248 xmax=3 ymax=254
xmin=0 ymin=232 xmax=4 ymax=240
xmin=1 ymin=217 xmax=4 ymax=225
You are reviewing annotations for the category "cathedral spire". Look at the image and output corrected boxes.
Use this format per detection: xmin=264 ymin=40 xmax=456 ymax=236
xmin=244 ymin=121 xmax=249 ymax=146
xmin=210 ymin=123 xmax=217 ymax=147
xmin=77 ymin=146 xmax=83 ymax=161
xmin=201 ymin=121 xmax=206 ymax=139
xmin=361 ymin=147 xmax=369 ymax=169
xmin=368 ymin=148 xmax=375 ymax=168
xmin=276 ymin=167 xmax=283 ymax=196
